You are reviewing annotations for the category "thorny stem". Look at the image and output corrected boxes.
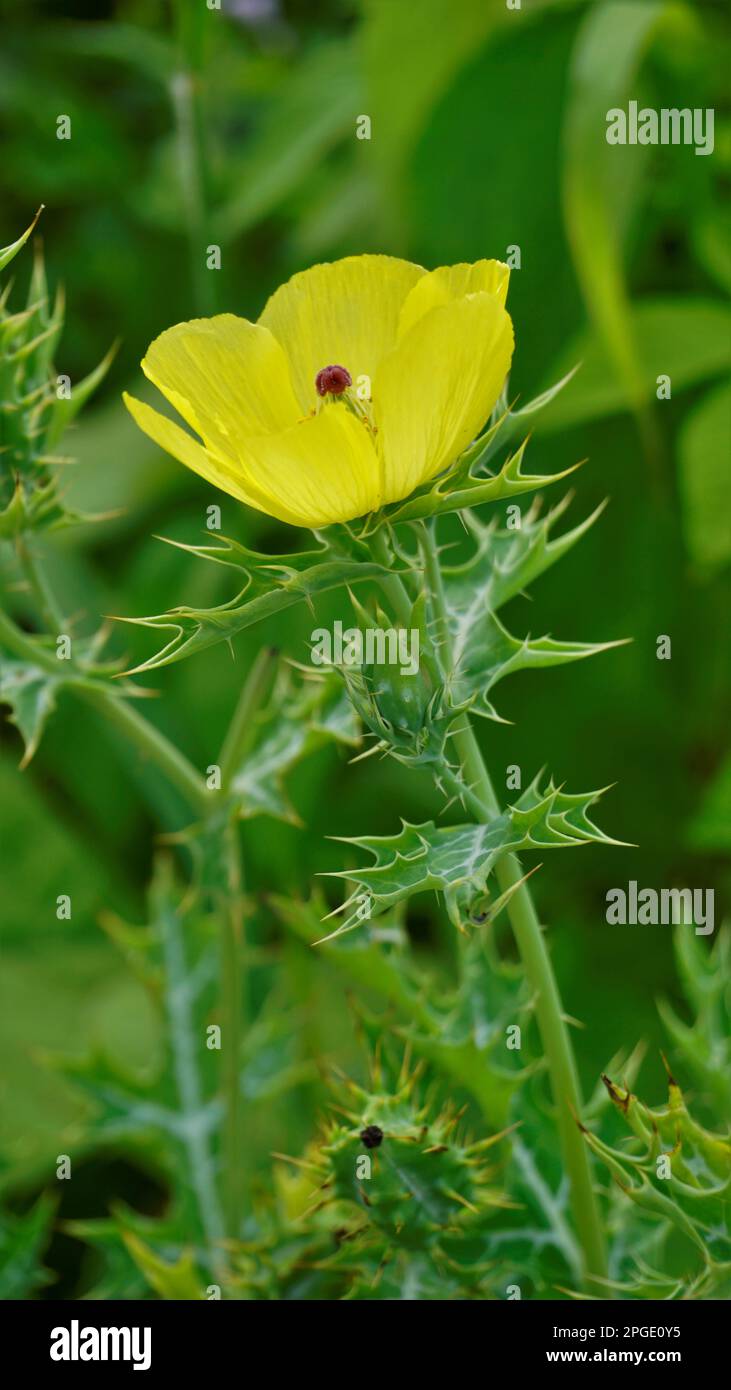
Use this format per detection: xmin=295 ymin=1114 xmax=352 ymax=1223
xmin=445 ymin=720 xmax=607 ymax=1291
xmin=370 ymin=526 xmax=412 ymax=618
xmin=217 ymin=649 xmax=278 ymax=1239
xmin=374 ymin=519 xmax=607 ymax=1291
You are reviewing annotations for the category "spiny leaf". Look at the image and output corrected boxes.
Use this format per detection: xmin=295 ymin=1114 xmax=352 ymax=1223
xmin=61 ymin=1214 xmax=150 ymax=1300
xmin=0 ymin=208 xmax=43 ymax=273
xmin=122 ymin=1232 xmax=206 ymax=1301
xmin=0 ymin=658 xmax=64 ymax=767
xmin=441 ymin=492 xmax=607 ymax=615
xmin=230 ymin=667 xmax=359 ymax=823
xmin=657 ymin=925 xmax=730 ymax=1121
xmin=0 ymin=234 xmax=116 ymax=532
xmin=0 ymin=1194 xmax=55 ymax=1298
xmin=44 ymin=340 xmax=117 ymax=451
xmin=116 ymin=538 xmax=385 ymax=675
xmin=454 ymin=366 xmax=582 ymax=476
xmin=322 ymin=775 xmax=621 ymax=939
xmin=0 ymin=477 xmax=105 ymax=539
xmin=441 ymin=577 xmax=625 ymax=720
xmin=57 ymin=858 xmax=226 ymax=1257
xmin=0 ymin=632 xmax=150 ymax=765
xmin=382 ymin=436 xmax=582 ymax=525
xmin=584 ymin=1073 xmax=731 ymax=1292
xmin=277 ymin=893 xmax=530 ymax=1130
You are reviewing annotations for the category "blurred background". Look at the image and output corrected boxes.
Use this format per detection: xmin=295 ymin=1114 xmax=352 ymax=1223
xmin=0 ymin=0 xmax=729 ymax=1296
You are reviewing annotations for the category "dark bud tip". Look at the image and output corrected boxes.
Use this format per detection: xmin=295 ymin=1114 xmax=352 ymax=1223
xmin=359 ymin=1124 xmax=384 ymax=1150
xmin=315 ymin=364 xmax=352 ymax=397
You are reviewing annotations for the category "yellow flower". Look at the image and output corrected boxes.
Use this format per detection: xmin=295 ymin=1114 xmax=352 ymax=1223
xmin=124 ymin=255 xmax=514 ymax=529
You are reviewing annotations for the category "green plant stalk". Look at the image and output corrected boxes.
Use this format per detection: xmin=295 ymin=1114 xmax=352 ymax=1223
xmin=373 ymin=521 xmax=607 ymax=1289
xmin=15 ymin=535 xmax=65 ymax=633
xmin=448 ymin=719 xmax=607 ymax=1290
xmin=219 ymin=644 xmax=278 ymax=790
xmin=221 ymin=817 xmax=245 ymax=1241
xmin=217 ymin=649 xmax=281 ymax=1238
xmin=80 ymin=686 xmax=210 ymax=814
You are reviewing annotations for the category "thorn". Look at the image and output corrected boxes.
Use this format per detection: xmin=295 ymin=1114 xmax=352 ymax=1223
xmin=601 ymin=1074 xmax=630 ymax=1113
xmin=660 ymin=1051 xmax=679 ymax=1089
xmin=270 ymin=1151 xmax=322 ymax=1174
xmin=444 ymin=1188 xmax=479 ymax=1214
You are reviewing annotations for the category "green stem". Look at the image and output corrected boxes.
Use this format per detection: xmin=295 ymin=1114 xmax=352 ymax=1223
xmin=448 ymin=719 xmax=607 ymax=1289
xmin=370 ymin=526 xmax=413 ymax=619
xmin=219 ymin=645 xmax=278 ymax=789
xmin=382 ymin=520 xmax=607 ymax=1290
xmin=217 ymin=649 xmax=279 ymax=1237
xmin=79 ymin=686 xmax=209 ymax=815
xmin=15 ymin=535 xmax=65 ymax=633
xmin=221 ymin=817 xmax=245 ymax=1240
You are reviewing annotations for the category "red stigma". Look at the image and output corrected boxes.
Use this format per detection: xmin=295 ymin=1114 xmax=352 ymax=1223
xmin=315 ymin=364 xmax=352 ymax=397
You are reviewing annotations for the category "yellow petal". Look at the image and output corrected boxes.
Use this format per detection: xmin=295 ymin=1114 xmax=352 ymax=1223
xmin=141 ymin=315 xmax=301 ymax=459
xmin=397 ymin=260 xmax=510 ymax=341
xmin=374 ymin=293 xmax=514 ymax=502
xmin=122 ymin=393 xmax=306 ymax=526
xmin=258 ymin=255 xmax=425 ymax=411
xmin=236 ymin=403 xmax=382 ymax=528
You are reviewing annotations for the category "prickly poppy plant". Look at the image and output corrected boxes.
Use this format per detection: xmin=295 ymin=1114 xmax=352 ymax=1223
xmin=0 ymin=0 xmax=728 ymax=1323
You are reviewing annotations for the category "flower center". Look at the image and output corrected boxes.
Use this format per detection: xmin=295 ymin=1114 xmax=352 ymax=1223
xmin=315 ymin=364 xmax=352 ymax=397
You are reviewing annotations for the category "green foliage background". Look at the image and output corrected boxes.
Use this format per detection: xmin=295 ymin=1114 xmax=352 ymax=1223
xmin=0 ymin=0 xmax=728 ymax=1297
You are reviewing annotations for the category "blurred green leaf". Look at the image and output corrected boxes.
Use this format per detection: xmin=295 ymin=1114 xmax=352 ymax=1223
xmin=534 ymin=298 xmax=731 ymax=432
xmin=218 ymin=40 xmax=360 ymax=241
xmin=231 ymin=668 xmax=359 ymax=823
xmin=53 ymin=22 xmax=175 ymax=86
xmin=361 ymin=0 xmax=499 ymax=180
xmin=687 ymin=753 xmax=731 ymax=853
xmin=562 ymin=0 xmax=683 ymax=445
xmin=362 ymin=0 xmax=566 ymax=196
xmin=0 ymin=1195 xmax=54 ymax=1298
xmin=679 ymin=381 xmax=731 ymax=574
